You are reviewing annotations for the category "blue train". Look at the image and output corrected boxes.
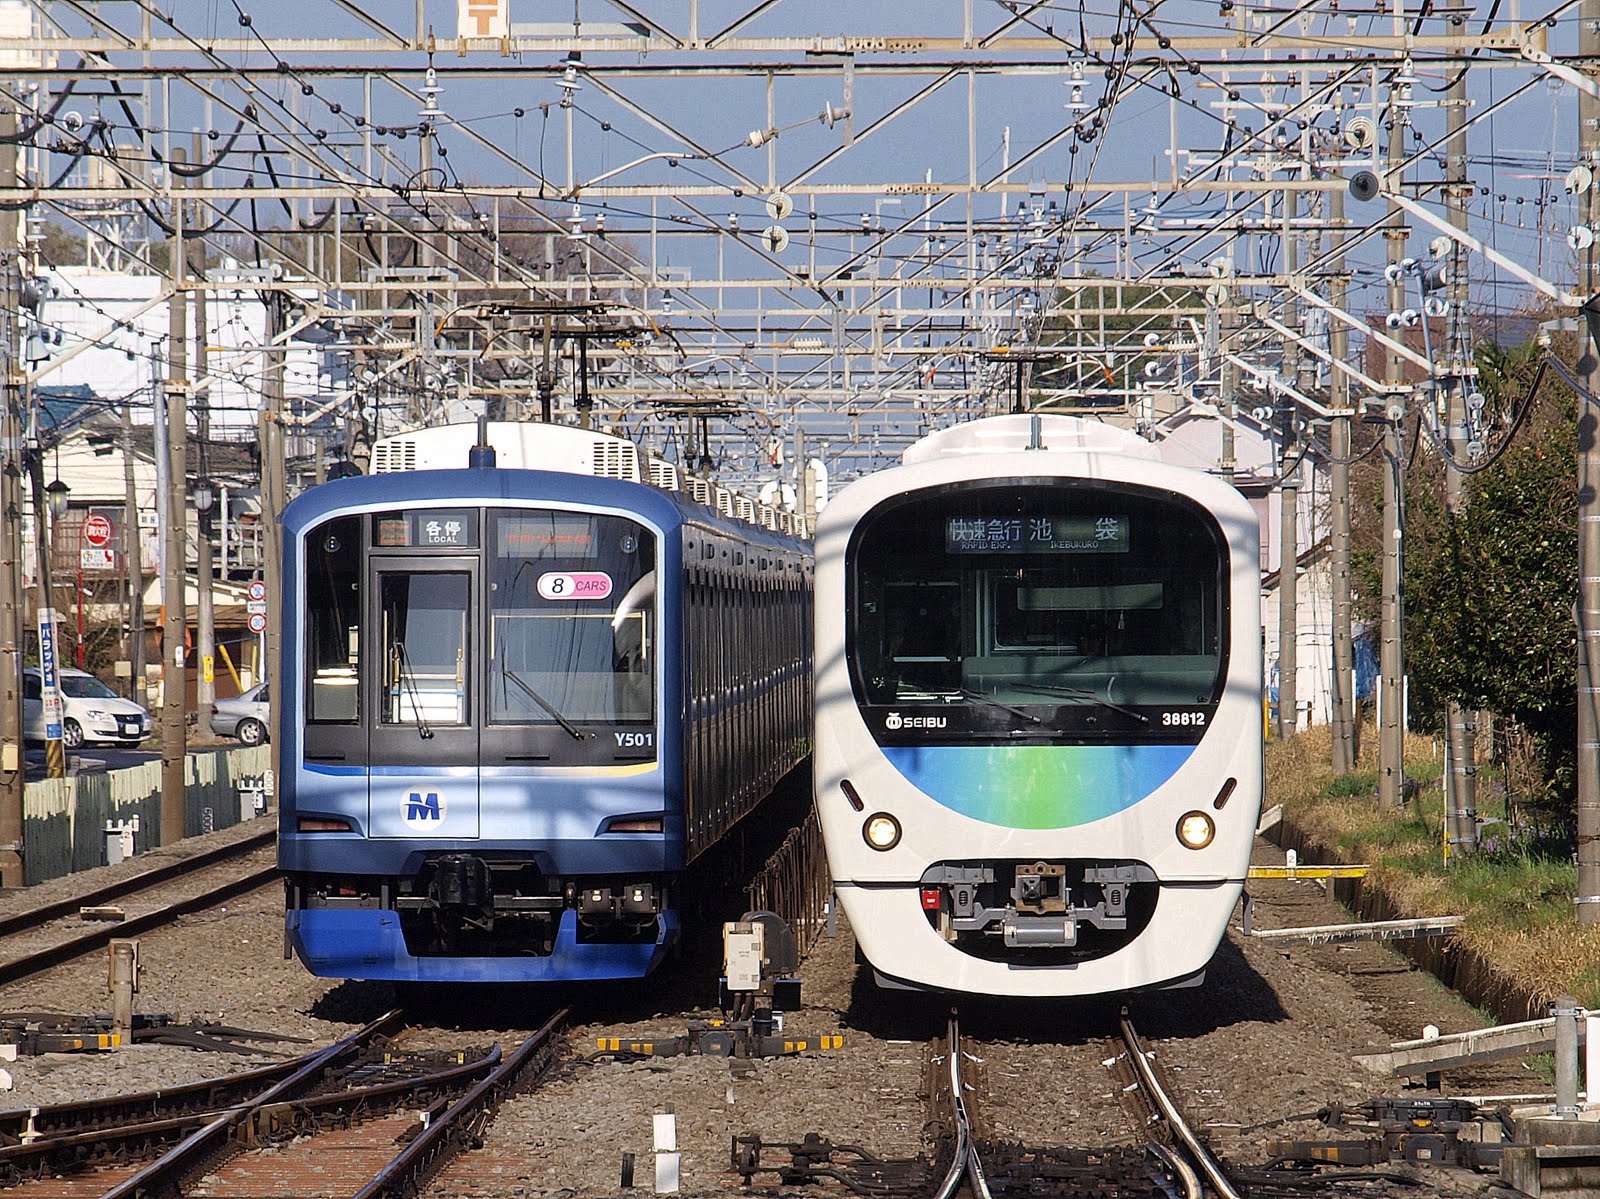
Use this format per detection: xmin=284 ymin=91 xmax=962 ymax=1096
xmin=278 ymin=422 xmax=812 ymax=983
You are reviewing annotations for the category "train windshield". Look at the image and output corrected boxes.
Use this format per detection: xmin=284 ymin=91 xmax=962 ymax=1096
xmin=848 ymin=481 xmax=1226 ymax=739
xmin=488 ymin=510 xmax=656 ymax=726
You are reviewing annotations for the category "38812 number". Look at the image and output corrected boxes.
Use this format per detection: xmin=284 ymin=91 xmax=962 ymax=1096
xmin=1161 ymin=711 xmax=1207 ymax=727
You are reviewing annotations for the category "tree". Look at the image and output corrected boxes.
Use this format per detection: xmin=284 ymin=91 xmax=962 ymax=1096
xmin=1399 ymin=340 xmax=1578 ymax=805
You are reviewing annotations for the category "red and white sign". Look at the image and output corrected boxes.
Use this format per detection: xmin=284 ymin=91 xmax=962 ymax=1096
xmin=248 ymin=580 xmax=266 ymax=602
xmin=80 ymin=548 xmax=115 ymax=571
xmin=248 ymin=612 xmax=267 ymax=634
xmin=537 ymin=571 xmax=613 ymax=601
xmin=81 ymin=512 xmax=114 ymax=548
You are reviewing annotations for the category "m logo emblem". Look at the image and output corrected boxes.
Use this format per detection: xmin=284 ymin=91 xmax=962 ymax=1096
xmin=405 ymin=791 xmax=444 ymax=822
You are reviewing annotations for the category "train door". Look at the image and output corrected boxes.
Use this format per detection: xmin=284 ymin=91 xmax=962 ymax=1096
xmin=365 ymin=555 xmax=482 ymax=839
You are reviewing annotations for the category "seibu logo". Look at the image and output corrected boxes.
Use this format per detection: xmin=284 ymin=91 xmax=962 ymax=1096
xmin=884 ymin=711 xmax=946 ymax=730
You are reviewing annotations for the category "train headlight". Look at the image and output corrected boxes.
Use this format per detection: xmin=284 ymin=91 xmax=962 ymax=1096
xmin=1176 ymin=811 xmax=1215 ymax=850
xmin=863 ymin=812 xmax=901 ymax=851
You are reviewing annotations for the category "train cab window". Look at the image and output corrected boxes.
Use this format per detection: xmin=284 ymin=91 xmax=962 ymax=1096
xmin=848 ymin=481 xmax=1227 ymax=733
xmin=305 ymin=516 xmax=361 ymax=723
xmin=486 ymin=510 xmax=656 ymax=728
xmin=379 ymin=573 xmax=470 ymax=726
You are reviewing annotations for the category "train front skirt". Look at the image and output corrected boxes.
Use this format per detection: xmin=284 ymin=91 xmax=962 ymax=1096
xmin=288 ymin=907 xmax=681 ymax=983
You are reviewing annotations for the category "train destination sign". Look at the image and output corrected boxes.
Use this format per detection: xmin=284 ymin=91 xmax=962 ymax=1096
xmin=944 ymin=515 xmax=1129 ymax=554
xmin=498 ymin=514 xmax=596 ymax=557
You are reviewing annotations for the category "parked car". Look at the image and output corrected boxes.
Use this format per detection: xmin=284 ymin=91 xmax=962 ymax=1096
xmin=22 ymin=667 xmax=151 ymax=749
xmin=210 ymin=683 xmax=269 ymax=745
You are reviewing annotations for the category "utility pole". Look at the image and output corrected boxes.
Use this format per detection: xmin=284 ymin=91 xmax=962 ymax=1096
xmin=0 ymin=108 xmax=24 ymax=884
xmin=27 ymin=428 xmax=64 ymax=779
xmin=1276 ymin=188 xmax=1299 ymax=741
xmin=122 ymin=401 xmax=144 ymax=701
xmin=1329 ymin=184 xmax=1357 ymax=772
xmin=191 ymin=134 xmax=215 ymax=727
xmin=160 ymin=148 xmax=188 ymax=848
xmin=1577 ymin=0 xmax=1600 ymax=923
xmin=1379 ymin=112 xmax=1408 ymax=812
xmin=261 ymin=292 xmax=286 ymax=798
xmin=1445 ymin=64 xmax=1478 ymax=856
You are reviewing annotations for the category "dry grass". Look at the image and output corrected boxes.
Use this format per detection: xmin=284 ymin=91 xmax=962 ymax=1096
xmin=1268 ymin=725 xmax=1600 ymax=1009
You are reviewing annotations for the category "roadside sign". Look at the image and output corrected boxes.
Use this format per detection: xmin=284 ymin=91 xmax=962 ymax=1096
xmin=246 ymin=600 xmax=267 ymax=616
xmin=248 ymin=612 xmax=267 ymax=634
xmin=38 ymin=608 xmax=63 ymax=739
xmin=81 ymin=548 xmax=116 ymax=571
xmin=247 ymin=580 xmax=266 ymax=602
xmin=81 ymin=512 xmax=113 ymax=548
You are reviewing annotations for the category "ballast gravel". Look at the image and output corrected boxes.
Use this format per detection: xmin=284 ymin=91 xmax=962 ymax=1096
xmin=0 ymin=810 xmax=1548 ymax=1198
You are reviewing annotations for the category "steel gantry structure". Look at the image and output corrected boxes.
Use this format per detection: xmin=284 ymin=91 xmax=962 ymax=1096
xmin=0 ymin=0 xmax=1595 ymax=900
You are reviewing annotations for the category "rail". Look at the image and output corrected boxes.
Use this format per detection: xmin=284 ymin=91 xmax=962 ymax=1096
xmin=0 ymin=827 xmax=274 ymax=940
xmin=1118 ymin=1011 xmax=1243 ymax=1199
xmin=0 ymin=1039 xmax=502 ymax=1187
xmin=932 ymin=1016 xmax=991 ymax=1199
xmin=352 ymin=1006 xmax=568 ymax=1199
xmin=98 ymin=1010 xmax=409 ymax=1199
xmin=0 ymin=862 xmax=280 ymax=986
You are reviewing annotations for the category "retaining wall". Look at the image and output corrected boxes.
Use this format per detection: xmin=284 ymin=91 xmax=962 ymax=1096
xmin=21 ymin=746 xmax=272 ymax=885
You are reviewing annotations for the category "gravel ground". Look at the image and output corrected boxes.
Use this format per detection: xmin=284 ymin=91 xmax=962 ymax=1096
xmin=0 ymin=804 xmax=1556 ymax=1198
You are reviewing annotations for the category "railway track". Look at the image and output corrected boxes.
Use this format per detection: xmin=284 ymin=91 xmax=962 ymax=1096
xmin=0 ymin=1008 xmax=568 ymax=1197
xmin=0 ymin=830 xmax=277 ymax=988
xmin=734 ymin=1013 xmax=1414 ymax=1198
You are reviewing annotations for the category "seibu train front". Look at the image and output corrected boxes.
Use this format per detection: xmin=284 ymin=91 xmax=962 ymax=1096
xmin=280 ymin=422 xmax=811 ymax=984
xmin=813 ymin=415 xmax=1262 ymax=997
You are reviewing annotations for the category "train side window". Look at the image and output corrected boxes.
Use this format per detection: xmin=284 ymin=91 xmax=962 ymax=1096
xmin=306 ymin=516 xmax=361 ymax=723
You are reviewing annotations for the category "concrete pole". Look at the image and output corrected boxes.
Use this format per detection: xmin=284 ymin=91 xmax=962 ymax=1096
xmin=108 ymin=939 xmax=137 ymax=1045
xmin=1329 ymin=185 xmax=1357 ymax=772
xmin=122 ymin=403 xmax=144 ymax=702
xmin=160 ymin=148 xmax=188 ymax=848
xmin=28 ymin=446 xmax=64 ymax=779
xmin=1379 ymin=115 xmax=1408 ymax=811
xmin=261 ymin=295 xmax=285 ymax=799
xmin=0 ymin=112 xmax=26 ymax=884
xmin=1556 ymin=995 xmax=1581 ymax=1119
xmin=1277 ymin=189 xmax=1299 ymax=740
xmin=1578 ymin=0 xmax=1600 ymax=923
xmin=190 ymin=140 xmax=214 ymax=725
xmin=1445 ymin=66 xmax=1477 ymax=856
xmin=1278 ymin=471 xmax=1298 ymax=738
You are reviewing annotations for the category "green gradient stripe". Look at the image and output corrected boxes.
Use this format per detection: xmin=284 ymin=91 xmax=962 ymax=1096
xmin=881 ymin=743 xmax=1194 ymax=829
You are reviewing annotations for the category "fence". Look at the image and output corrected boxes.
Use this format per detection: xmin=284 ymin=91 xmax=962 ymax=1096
xmin=745 ymin=808 xmax=831 ymax=960
xmin=21 ymin=745 xmax=272 ymax=885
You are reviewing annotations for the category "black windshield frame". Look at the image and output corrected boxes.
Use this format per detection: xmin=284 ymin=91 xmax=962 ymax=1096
xmin=845 ymin=478 xmax=1230 ymax=745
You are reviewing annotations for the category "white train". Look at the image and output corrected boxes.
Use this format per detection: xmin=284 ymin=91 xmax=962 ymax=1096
xmin=813 ymin=414 xmax=1262 ymax=996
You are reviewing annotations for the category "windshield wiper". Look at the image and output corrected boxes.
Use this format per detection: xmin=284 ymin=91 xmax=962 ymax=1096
xmin=498 ymin=662 xmax=590 ymax=741
xmin=950 ymin=687 xmax=1043 ymax=725
xmin=1006 ymin=681 xmax=1151 ymax=723
xmin=393 ymin=640 xmax=433 ymax=740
